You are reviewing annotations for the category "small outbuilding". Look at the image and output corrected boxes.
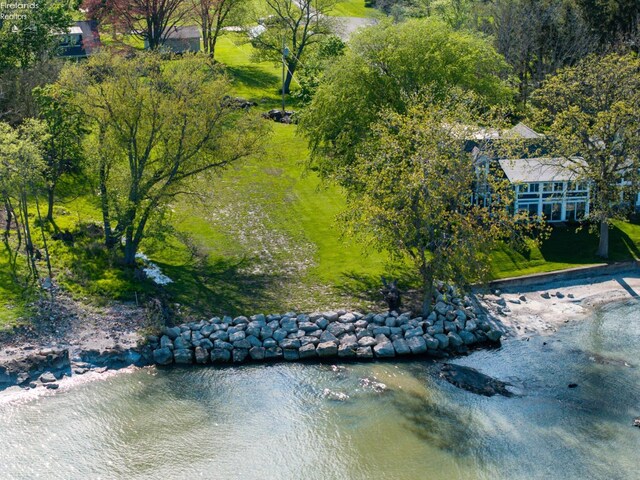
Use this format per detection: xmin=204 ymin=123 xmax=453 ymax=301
xmin=147 ymin=26 xmax=201 ymax=53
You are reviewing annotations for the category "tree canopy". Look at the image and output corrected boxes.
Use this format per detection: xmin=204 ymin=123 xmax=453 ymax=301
xmin=343 ymin=95 xmax=539 ymax=313
xmin=58 ymin=52 xmax=268 ymax=265
xmin=299 ymin=18 xmax=512 ymax=186
xmin=532 ymin=53 xmax=640 ymax=258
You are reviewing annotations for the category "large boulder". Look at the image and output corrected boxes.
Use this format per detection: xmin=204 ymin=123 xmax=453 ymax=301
xmin=424 ymin=335 xmax=440 ymax=350
xmin=174 ymin=349 xmax=193 ymax=365
xmin=327 ymin=323 xmax=347 ymax=337
xmin=40 ymin=372 xmax=57 ymax=383
xmin=249 ymin=347 xmax=266 ymax=360
xmin=264 ymin=347 xmax=283 ymax=359
xmin=162 ymin=326 xmax=181 ymax=340
xmin=458 ymin=330 xmax=476 ymax=345
xmin=210 ymin=348 xmax=231 ymax=363
xmin=229 ymin=331 xmax=246 ymax=343
xmin=299 ymin=322 xmax=318 ymax=332
xmin=317 ymin=342 xmax=338 ymax=357
xmin=358 ymin=336 xmax=377 ymax=347
xmin=338 ymin=313 xmax=357 ymax=323
xmin=283 ymin=349 xmax=300 ymax=361
xmin=340 ymin=335 xmax=358 ymax=348
xmin=447 ymin=332 xmax=464 ymax=348
xmin=273 ymin=329 xmax=288 ymax=342
xmin=232 ymin=349 xmax=249 ymax=363
xmin=160 ymin=335 xmax=174 ymax=350
xmin=434 ymin=333 xmax=449 ymax=350
xmin=194 ymin=347 xmax=209 ymax=364
xmin=356 ymin=347 xmax=374 ymax=359
xmin=319 ymin=331 xmax=339 ymax=344
xmin=373 ymin=342 xmax=395 ymax=358
xmin=392 ymin=339 xmax=411 ymax=355
xmin=487 ymin=330 xmax=503 ymax=342
xmin=153 ymin=347 xmax=173 ymax=365
xmin=299 ymin=344 xmax=317 ymax=359
xmin=406 ymin=336 xmax=427 ymax=354
xmin=280 ymin=338 xmax=301 ymax=349
xmin=338 ymin=344 xmax=357 ymax=358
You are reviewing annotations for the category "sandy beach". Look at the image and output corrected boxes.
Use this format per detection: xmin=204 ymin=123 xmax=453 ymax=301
xmin=478 ymin=269 xmax=640 ymax=338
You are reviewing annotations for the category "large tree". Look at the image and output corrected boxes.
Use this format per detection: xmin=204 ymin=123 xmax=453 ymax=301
xmin=33 ymin=84 xmax=86 ymax=223
xmin=577 ymin=0 xmax=639 ymax=46
xmin=343 ymin=96 xmax=538 ymax=314
xmin=0 ymin=0 xmax=71 ymax=71
xmin=299 ymin=18 xmax=512 ymax=186
xmin=483 ymin=0 xmax=595 ymax=107
xmin=250 ymin=0 xmax=337 ymax=94
xmin=532 ymin=53 xmax=640 ymax=258
xmin=82 ymin=0 xmax=188 ymax=49
xmin=0 ymin=0 xmax=70 ymax=124
xmin=58 ymin=52 xmax=268 ymax=266
xmin=0 ymin=120 xmax=49 ymax=282
xmin=190 ymin=0 xmax=248 ymax=58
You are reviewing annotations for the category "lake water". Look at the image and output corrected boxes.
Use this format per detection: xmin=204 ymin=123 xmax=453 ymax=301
xmin=1 ymin=300 xmax=639 ymax=479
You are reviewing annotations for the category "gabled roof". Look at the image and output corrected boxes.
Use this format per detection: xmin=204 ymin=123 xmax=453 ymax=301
xmin=506 ymin=122 xmax=543 ymax=139
xmin=165 ymin=26 xmax=201 ymax=40
xmin=498 ymin=158 xmax=581 ymax=183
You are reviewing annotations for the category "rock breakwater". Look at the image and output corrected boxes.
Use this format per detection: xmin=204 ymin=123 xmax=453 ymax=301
xmin=149 ymin=288 xmax=503 ymax=366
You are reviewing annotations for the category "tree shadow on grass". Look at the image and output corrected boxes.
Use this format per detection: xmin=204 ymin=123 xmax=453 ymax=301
xmin=159 ymin=256 xmax=279 ymax=318
xmin=225 ymin=65 xmax=280 ymax=93
xmin=333 ymin=265 xmax=421 ymax=309
xmin=539 ymin=223 xmax=640 ymax=265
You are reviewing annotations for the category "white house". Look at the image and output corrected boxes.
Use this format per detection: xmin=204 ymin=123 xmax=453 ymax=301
xmin=470 ymin=123 xmax=639 ymax=223
xmin=499 ymin=158 xmax=590 ymax=222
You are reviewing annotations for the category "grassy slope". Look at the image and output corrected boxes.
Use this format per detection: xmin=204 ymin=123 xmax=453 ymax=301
xmin=3 ymin=33 xmax=640 ymax=328
xmin=329 ymin=0 xmax=380 ymax=17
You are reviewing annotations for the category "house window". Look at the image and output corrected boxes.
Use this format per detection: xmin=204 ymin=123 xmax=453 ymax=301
xmin=518 ymin=202 xmax=539 ymax=217
xmin=543 ymin=202 xmax=562 ymax=221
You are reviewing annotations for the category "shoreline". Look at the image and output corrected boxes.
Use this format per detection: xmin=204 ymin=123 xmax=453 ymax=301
xmin=477 ymin=268 xmax=640 ymax=338
xmin=1 ymin=270 xmax=639 ymax=397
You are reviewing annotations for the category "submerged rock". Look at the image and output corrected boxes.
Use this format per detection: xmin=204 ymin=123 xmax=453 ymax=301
xmin=40 ymin=372 xmax=57 ymax=383
xmin=439 ymin=363 xmax=513 ymax=397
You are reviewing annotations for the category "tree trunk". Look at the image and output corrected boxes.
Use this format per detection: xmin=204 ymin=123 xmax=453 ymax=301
xmin=421 ymin=264 xmax=435 ymax=317
xmin=99 ymin=161 xmax=115 ymax=248
xmin=597 ymin=219 xmax=609 ymax=259
xmin=283 ymin=60 xmax=297 ymax=94
xmin=46 ymin=185 xmax=55 ymax=222
xmin=123 ymin=228 xmax=138 ymax=267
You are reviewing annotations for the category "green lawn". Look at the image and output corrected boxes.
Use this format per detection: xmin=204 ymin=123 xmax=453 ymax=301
xmin=329 ymin=0 xmax=380 ymax=17
xmin=490 ymin=219 xmax=640 ymax=279
xmin=3 ymin=34 xmax=640 ymax=328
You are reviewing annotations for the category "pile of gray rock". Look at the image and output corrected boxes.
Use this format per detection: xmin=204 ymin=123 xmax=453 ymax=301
xmin=149 ymin=288 xmax=503 ymax=366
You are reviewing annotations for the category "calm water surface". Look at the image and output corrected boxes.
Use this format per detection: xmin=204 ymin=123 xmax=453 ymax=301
xmin=1 ymin=300 xmax=639 ymax=479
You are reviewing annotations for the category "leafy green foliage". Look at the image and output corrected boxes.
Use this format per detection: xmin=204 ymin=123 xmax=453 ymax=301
xmin=292 ymin=35 xmax=345 ymax=105
xmin=33 ymin=84 xmax=86 ymax=222
xmin=299 ymin=17 xmax=512 ymax=186
xmin=57 ymin=52 xmax=269 ymax=265
xmin=532 ymin=53 xmax=640 ymax=258
xmin=341 ymin=95 xmax=543 ymax=312
xmin=250 ymin=0 xmax=337 ymax=94
xmin=0 ymin=0 xmax=71 ymax=71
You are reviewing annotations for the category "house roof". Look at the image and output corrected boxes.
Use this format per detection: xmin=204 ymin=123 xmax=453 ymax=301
xmin=165 ymin=26 xmax=201 ymax=40
xmin=498 ymin=158 xmax=580 ymax=183
xmin=506 ymin=122 xmax=543 ymax=139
